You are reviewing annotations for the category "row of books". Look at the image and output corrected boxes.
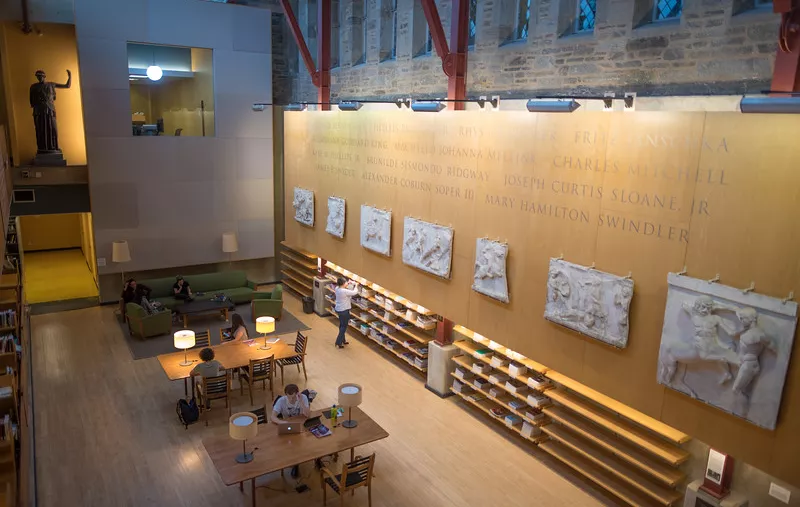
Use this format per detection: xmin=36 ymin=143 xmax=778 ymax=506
xmin=0 ymin=414 xmax=16 ymax=442
xmin=0 ymin=335 xmax=17 ymax=355
xmin=0 ymin=310 xmax=15 ymax=329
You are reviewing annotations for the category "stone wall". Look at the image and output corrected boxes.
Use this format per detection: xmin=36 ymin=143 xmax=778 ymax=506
xmin=281 ymin=0 xmax=780 ymax=102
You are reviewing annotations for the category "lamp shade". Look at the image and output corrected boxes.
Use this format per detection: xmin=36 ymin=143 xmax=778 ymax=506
xmin=229 ymin=412 xmax=258 ymax=440
xmin=174 ymin=330 xmax=196 ymax=350
xmin=256 ymin=316 xmax=275 ymax=334
xmin=338 ymin=383 xmax=362 ymax=407
xmin=222 ymin=232 xmax=239 ymax=253
xmin=112 ymin=240 xmax=131 ymax=263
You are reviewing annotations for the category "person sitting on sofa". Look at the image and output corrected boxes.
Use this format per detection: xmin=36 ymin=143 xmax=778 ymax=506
xmin=173 ymin=275 xmax=194 ymax=301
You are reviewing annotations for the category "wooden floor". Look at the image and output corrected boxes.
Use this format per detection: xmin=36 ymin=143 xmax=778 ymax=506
xmin=31 ymin=295 xmax=617 ymax=507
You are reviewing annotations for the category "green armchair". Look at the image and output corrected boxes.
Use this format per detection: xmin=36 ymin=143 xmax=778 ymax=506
xmin=251 ymin=285 xmax=283 ymax=322
xmin=126 ymin=303 xmax=172 ymax=339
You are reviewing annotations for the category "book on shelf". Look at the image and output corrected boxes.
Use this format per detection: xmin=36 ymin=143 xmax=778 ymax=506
xmin=521 ymin=421 xmax=542 ymax=438
xmin=453 ymin=380 xmax=465 ymax=393
xmin=490 ymin=356 xmax=508 ymax=368
xmin=508 ymin=363 xmax=528 ymax=378
xmin=489 ymin=387 xmax=503 ymax=398
xmin=473 ymin=378 xmax=489 ymax=391
xmin=467 ymin=392 xmax=487 ymax=402
xmin=489 ymin=372 xmax=509 ymax=384
xmin=418 ymin=347 xmax=428 ymax=355
xmin=508 ymin=400 xmax=527 ymax=411
xmin=473 ymin=348 xmax=492 ymax=356
xmin=405 ymin=309 xmax=418 ymax=321
xmin=414 ymin=357 xmax=427 ymax=368
xmin=526 ymin=374 xmax=552 ymax=390
xmin=490 ymin=407 xmax=507 ymax=418
xmin=526 ymin=393 xmax=550 ymax=408
xmin=504 ymin=414 xmax=523 ymax=426
xmin=472 ymin=362 xmax=491 ymax=375
xmin=524 ymin=410 xmax=545 ymax=423
xmin=505 ymin=381 xmax=528 ymax=395
xmin=454 ymin=368 xmax=473 ymax=381
xmin=416 ymin=315 xmax=436 ymax=327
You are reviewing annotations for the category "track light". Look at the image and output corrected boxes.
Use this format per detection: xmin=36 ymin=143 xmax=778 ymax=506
xmin=396 ymin=98 xmax=411 ymax=109
xmin=740 ymin=96 xmax=800 ymax=114
xmin=411 ymin=101 xmax=446 ymax=113
xmin=477 ymin=96 xmax=500 ymax=110
xmin=285 ymin=103 xmax=308 ymax=112
xmin=338 ymin=101 xmax=363 ymax=111
xmin=526 ymin=99 xmax=581 ymax=113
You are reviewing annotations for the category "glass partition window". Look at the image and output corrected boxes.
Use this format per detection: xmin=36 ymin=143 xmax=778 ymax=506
xmin=127 ymin=43 xmax=214 ymax=137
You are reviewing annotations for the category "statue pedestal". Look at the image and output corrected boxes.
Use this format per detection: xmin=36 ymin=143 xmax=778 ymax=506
xmin=425 ymin=341 xmax=460 ymax=397
xmin=33 ymin=151 xmax=66 ymax=166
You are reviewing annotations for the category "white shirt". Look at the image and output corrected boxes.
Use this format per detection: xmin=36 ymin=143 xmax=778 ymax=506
xmin=334 ymin=285 xmax=359 ymax=312
xmin=272 ymin=394 xmax=309 ymax=419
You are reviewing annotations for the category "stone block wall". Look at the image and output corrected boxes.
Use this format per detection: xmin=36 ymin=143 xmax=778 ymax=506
xmin=278 ymin=0 xmax=780 ymax=101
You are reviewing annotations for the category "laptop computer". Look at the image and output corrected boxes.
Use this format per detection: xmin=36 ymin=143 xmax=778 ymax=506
xmin=276 ymin=421 xmax=302 ymax=435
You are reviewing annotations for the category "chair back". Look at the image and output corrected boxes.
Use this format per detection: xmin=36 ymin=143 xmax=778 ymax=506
xmin=250 ymin=356 xmax=273 ymax=380
xmin=193 ymin=330 xmax=211 ymax=348
xmin=294 ymin=331 xmax=308 ymax=354
xmin=251 ymin=405 xmax=269 ymax=424
xmin=125 ymin=303 xmax=145 ymax=319
xmin=201 ymin=373 xmax=230 ymax=399
xmin=341 ymin=454 xmax=376 ymax=491
xmin=220 ymin=327 xmax=235 ymax=343
xmin=272 ymin=284 xmax=283 ymax=300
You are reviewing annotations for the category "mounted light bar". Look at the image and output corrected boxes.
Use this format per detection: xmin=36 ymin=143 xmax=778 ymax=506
xmin=526 ymin=99 xmax=581 ymax=113
xmin=411 ymin=101 xmax=447 ymax=113
xmin=285 ymin=103 xmax=308 ymax=112
xmin=740 ymin=96 xmax=800 ymax=114
xmin=338 ymin=101 xmax=364 ymax=111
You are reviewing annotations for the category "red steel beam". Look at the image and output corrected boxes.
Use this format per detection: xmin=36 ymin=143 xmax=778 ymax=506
xmin=771 ymin=0 xmax=800 ymax=92
xmin=281 ymin=0 xmax=322 ymax=90
xmin=419 ymin=0 xmax=469 ymax=109
xmin=317 ymin=0 xmax=331 ymax=108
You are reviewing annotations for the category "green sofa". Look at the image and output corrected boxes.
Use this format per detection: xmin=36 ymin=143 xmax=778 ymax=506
xmin=139 ymin=271 xmax=257 ymax=310
xmin=126 ymin=303 xmax=172 ymax=339
xmin=251 ymin=284 xmax=283 ymax=322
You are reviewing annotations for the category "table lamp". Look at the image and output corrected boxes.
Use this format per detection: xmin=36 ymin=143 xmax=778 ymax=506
xmin=112 ymin=240 xmax=131 ymax=286
xmin=338 ymin=383 xmax=362 ymax=428
xmin=174 ymin=330 xmax=196 ymax=366
xmin=229 ymin=412 xmax=258 ymax=463
xmin=256 ymin=316 xmax=275 ymax=350
xmin=222 ymin=232 xmax=238 ymax=264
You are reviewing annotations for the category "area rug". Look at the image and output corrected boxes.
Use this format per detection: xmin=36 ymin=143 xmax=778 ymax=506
xmin=121 ymin=304 xmax=310 ymax=360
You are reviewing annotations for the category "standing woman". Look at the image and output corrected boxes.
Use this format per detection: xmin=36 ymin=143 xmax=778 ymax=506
xmin=334 ymin=277 xmax=359 ymax=349
xmin=228 ymin=313 xmax=250 ymax=342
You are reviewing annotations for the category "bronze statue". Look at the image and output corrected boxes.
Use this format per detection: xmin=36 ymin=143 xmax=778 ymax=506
xmin=29 ymin=69 xmax=71 ymax=164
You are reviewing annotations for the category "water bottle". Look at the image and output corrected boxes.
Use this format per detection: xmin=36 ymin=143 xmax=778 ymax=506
xmin=331 ymin=404 xmax=338 ymax=427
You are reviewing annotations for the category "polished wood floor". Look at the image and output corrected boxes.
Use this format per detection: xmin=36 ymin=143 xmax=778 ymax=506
xmin=32 ymin=295 xmax=615 ymax=507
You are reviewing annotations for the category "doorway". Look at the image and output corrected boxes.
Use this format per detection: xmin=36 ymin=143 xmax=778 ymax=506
xmin=18 ymin=213 xmax=98 ymax=304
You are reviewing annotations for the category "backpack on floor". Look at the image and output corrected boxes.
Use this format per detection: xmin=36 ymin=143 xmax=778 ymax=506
xmin=177 ymin=397 xmax=200 ymax=429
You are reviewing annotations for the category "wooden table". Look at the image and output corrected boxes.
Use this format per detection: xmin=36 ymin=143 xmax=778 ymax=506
xmin=202 ymin=407 xmax=389 ymax=507
xmin=157 ymin=337 xmax=296 ymax=396
xmin=173 ymin=300 xmax=235 ymax=328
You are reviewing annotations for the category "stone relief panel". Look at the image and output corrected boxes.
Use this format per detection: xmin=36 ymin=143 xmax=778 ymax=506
xmin=326 ymin=196 xmax=345 ymax=238
xmin=360 ymin=205 xmax=392 ymax=256
xmin=657 ymin=273 xmax=797 ymax=430
xmin=292 ymin=187 xmax=314 ymax=227
xmin=402 ymin=217 xmax=454 ymax=279
xmin=472 ymin=238 xmax=509 ymax=303
xmin=544 ymin=259 xmax=634 ymax=348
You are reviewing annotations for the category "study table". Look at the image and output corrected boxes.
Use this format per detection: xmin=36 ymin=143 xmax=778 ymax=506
xmin=202 ymin=407 xmax=389 ymax=507
xmin=156 ymin=336 xmax=296 ymax=395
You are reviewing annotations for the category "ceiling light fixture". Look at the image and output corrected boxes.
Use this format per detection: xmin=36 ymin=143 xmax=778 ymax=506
xmin=338 ymin=101 xmax=364 ymax=111
xmin=285 ymin=103 xmax=308 ymax=112
xmin=739 ymin=96 xmax=800 ymax=114
xmin=411 ymin=101 xmax=446 ymax=112
xmin=146 ymin=65 xmax=163 ymax=81
xmin=525 ymin=99 xmax=581 ymax=113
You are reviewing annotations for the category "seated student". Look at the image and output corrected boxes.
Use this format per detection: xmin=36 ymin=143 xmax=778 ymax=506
xmin=271 ymin=384 xmax=310 ymax=422
xmin=229 ymin=313 xmax=249 ymax=342
xmin=173 ymin=275 xmax=194 ymax=301
xmin=191 ymin=348 xmax=225 ymax=408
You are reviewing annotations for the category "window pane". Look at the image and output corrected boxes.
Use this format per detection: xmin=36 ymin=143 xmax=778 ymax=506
xmin=391 ymin=0 xmax=398 ymax=58
xmin=468 ymin=0 xmax=477 ymax=47
xmin=654 ymin=0 xmax=681 ymax=20
xmin=515 ymin=0 xmax=531 ymax=40
xmin=426 ymin=28 xmax=433 ymax=54
xmin=332 ymin=0 xmax=340 ymax=68
xmin=577 ymin=0 xmax=595 ymax=32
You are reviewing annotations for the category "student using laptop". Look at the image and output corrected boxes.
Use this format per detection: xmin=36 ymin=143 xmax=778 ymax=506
xmin=271 ymin=384 xmax=310 ymax=422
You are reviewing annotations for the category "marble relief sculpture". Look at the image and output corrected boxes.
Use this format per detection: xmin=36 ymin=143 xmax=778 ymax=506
xmin=472 ymin=238 xmax=509 ymax=303
xmin=326 ymin=197 xmax=345 ymax=238
xmin=402 ymin=217 xmax=454 ymax=279
xmin=544 ymin=259 xmax=634 ymax=348
xmin=292 ymin=187 xmax=314 ymax=227
xmin=657 ymin=273 xmax=797 ymax=430
xmin=360 ymin=205 xmax=392 ymax=256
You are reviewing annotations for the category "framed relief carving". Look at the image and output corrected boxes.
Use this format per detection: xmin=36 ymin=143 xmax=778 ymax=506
xmin=326 ymin=196 xmax=345 ymax=238
xmin=360 ymin=205 xmax=392 ymax=256
xmin=402 ymin=217 xmax=454 ymax=279
xmin=292 ymin=187 xmax=314 ymax=227
xmin=472 ymin=238 xmax=509 ymax=303
xmin=544 ymin=259 xmax=634 ymax=348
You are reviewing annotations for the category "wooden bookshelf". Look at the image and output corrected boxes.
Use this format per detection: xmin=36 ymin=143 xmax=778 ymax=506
xmin=449 ymin=387 xmax=545 ymax=445
xmin=279 ymin=242 xmax=317 ymax=298
xmin=451 ymin=330 xmax=688 ymax=507
xmin=450 ymin=372 xmax=545 ymax=427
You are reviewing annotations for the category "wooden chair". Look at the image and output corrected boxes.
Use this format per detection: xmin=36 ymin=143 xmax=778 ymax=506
xmin=276 ymin=331 xmax=309 ymax=383
xmin=195 ymin=372 xmax=232 ymax=418
xmin=192 ymin=329 xmax=211 ymax=348
xmin=219 ymin=327 xmax=235 ymax=343
xmin=239 ymin=356 xmax=274 ymax=405
xmin=321 ymin=453 xmax=376 ymax=506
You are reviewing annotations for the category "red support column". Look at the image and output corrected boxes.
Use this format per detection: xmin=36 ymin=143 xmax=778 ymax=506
xmin=319 ymin=258 xmax=328 ymax=277
xmin=317 ymin=0 xmax=331 ymax=109
xmin=771 ymin=0 xmax=800 ymax=92
xmin=281 ymin=0 xmax=319 ymax=88
xmin=419 ymin=0 xmax=470 ymax=109
xmin=435 ymin=318 xmax=454 ymax=346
